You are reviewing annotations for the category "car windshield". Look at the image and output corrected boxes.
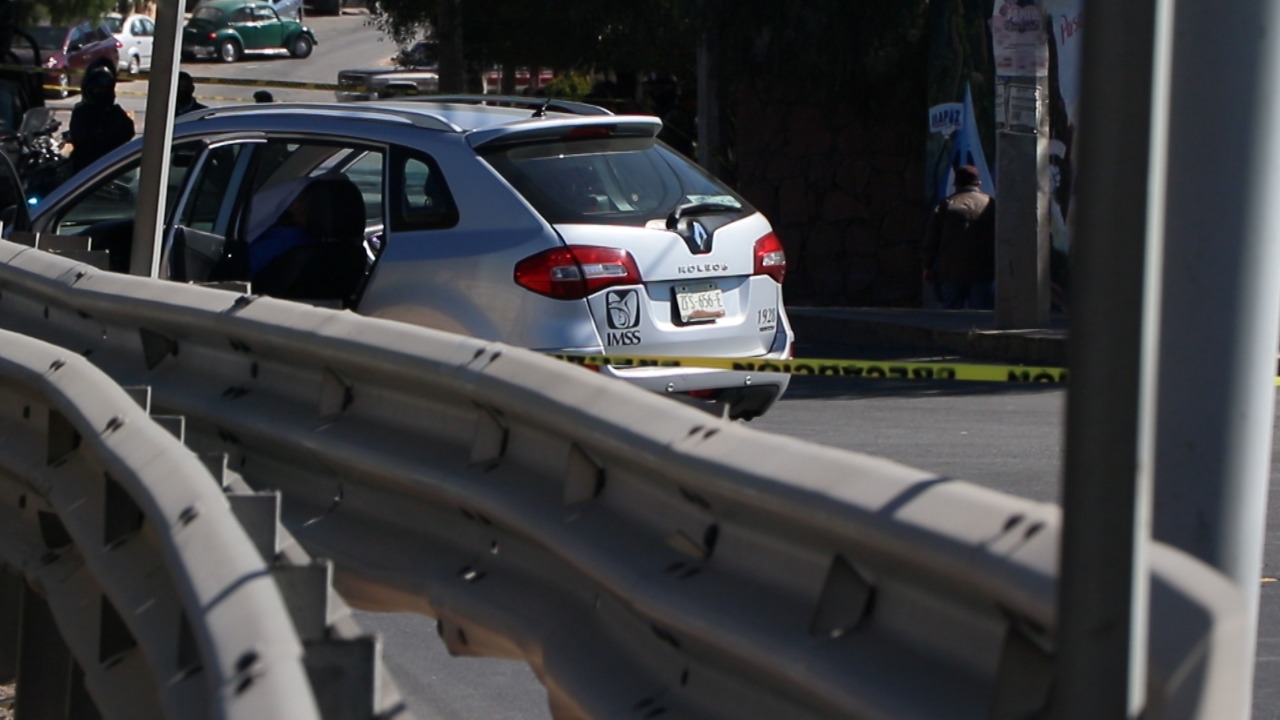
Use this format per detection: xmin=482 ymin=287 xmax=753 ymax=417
xmin=191 ymin=7 xmax=224 ymax=23
xmin=27 ymin=26 xmax=68 ymax=51
xmin=102 ymin=16 xmax=122 ymax=33
xmin=481 ymin=136 xmax=750 ymax=226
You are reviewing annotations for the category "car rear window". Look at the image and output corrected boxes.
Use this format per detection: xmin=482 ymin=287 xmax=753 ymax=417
xmin=480 ymin=136 xmax=752 ymax=227
xmin=27 ymin=27 xmax=68 ymax=51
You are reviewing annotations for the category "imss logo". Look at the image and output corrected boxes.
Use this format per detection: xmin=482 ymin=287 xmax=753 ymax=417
xmin=605 ymin=289 xmax=642 ymax=345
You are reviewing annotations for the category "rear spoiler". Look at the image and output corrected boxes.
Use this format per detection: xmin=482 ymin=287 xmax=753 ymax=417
xmin=467 ymin=115 xmax=663 ymax=151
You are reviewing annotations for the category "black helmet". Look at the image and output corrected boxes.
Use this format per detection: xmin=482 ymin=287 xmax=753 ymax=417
xmin=81 ymin=66 xmax=116 ymax=103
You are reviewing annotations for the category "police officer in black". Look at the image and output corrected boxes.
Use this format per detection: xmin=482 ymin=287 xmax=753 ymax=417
xmin=68 ymin=67 xmax=134 ymax=173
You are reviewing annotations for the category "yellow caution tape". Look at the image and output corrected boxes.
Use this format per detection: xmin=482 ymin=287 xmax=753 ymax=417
xmin=550 ymin=354 xmax=1070 ymax=384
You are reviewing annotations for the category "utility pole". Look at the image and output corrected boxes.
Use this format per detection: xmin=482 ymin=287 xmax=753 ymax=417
xmin=1151 ymin=0 xmax=1280 ymax=709
xmin=992 ymin=2 xmax=1051 ymax=328
xmin=129 ymin=0 xmax=184 ymax=278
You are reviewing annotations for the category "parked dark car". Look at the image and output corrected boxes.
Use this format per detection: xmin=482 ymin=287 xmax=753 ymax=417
xmin=18 ymin=21 xmax=121 ymax=99
xmin=336 ymin=41 xmax=438 ymax=101
xmin=183 ymin=0 xmax=317 ymax=63
xmin=306 ymin=0 xmax=344 ymax=16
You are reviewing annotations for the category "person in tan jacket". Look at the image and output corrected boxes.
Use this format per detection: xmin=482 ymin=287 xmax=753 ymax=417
xmin=921 ymin=164 xmax=996 ymax=309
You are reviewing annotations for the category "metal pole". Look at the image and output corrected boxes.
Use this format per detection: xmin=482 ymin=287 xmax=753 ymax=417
xmin=1056 ymin=0 xmax=1170 ymax=716
xmin=993 ymin=75 xmax=1051 ymax=329
xmin=1152 ymin=0 xmax=1280 ymax=710
xmin=128 ymin=0 xmax=186 ymax=278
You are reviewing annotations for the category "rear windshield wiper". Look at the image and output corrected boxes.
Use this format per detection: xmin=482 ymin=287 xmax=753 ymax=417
xmin=665 ymin=201 xmax=740 ymax=230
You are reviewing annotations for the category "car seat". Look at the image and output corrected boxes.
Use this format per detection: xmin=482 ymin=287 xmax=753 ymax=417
xmin=252 ymin=173 xmax=368 ymax=306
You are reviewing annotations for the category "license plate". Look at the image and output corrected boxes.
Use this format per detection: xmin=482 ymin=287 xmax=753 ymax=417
xmin=675 ymin=283 xmax=725 ymax=323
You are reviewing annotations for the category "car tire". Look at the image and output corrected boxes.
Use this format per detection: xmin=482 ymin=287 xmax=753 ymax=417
xmin=219 ymin=39 xmax=242 ymax=63
xmin=289 ymin=35 xmax=313 ymax=59
xmin=127 ymin=54 xmax=141 ymax=76
xmin=49 ymin=72 xmax=70 ymax=100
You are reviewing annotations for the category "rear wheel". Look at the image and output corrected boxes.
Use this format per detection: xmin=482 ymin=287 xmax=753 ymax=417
xmin=127 ymin=54 xmax=140 ymax=76
xmin=219 ymin=38 xmax=242 ymax=63
xmin=289 ymin=35 xmax=313 ymax=59
xmin=50 ymin=72 xmax=70 ymax=99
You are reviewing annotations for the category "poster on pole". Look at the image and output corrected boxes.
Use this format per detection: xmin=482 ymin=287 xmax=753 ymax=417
xmin=992 ymin=0 xmax=1049 ymax=78
xmin=1044 ymin=0 xmax=1082 ymax=258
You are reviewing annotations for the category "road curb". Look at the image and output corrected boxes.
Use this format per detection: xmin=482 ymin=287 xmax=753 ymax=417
xmin=788 ymin=309 xmax=1069 ymax=367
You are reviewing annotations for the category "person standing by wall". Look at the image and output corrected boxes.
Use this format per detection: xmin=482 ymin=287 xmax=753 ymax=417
xmin=920 ymin=164 xmax=997 ymax=309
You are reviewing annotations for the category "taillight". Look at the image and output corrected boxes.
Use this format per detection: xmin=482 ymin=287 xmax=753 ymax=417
xmin=514 ymin=246 xmax=641 ymax=300
xmin=753 ymin=232 xmax=786 ymax=284
xmin=115 ymin=39 xmax=123 ymax=49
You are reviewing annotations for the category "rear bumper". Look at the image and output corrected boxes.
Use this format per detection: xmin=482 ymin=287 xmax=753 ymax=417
xmin=597 ymin=364 xmax=790 ymax=421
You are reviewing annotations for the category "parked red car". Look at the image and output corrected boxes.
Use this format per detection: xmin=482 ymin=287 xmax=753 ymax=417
xmin=20 ymin=21 xmax=121 ymax=99
xmin=483 ymin=66 xmax=554 ymax=95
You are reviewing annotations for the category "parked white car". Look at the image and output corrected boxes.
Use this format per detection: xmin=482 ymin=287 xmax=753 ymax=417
xmin=2 ymin=97 xmax=795 ymax=419
xmin=103 ymin=12 xmax=154 ymax=76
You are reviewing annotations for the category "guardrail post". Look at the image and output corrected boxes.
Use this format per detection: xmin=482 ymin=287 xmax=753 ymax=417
xmin=15 ymin=583 xmax=75 ymax=719
xmin=303 ymin=636 xmax=379 ymax=720
xmin=0 ymin=567 xmax=20 ymax=682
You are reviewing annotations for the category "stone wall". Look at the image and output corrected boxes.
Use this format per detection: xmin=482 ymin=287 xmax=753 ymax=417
xmin=732 ymin=79 xmax=929 ymax=308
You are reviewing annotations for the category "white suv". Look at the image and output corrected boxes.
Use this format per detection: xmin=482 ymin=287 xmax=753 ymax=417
xmin=7 ymin=98 xmax=795 ymax=418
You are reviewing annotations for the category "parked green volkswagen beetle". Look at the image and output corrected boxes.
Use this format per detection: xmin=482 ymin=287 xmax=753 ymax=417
xmin=182 ymin=0 xmax=316 ymax=63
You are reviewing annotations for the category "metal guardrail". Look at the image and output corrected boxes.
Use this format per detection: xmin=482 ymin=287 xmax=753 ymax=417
xmin=0 ymin=323 xmax=407 ymax=719
xmin=0 ymin=238 xmax=1250 ymax=718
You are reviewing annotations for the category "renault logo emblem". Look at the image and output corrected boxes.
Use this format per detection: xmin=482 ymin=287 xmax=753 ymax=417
xmin=691 ymin=221 xmax=711 ymax=254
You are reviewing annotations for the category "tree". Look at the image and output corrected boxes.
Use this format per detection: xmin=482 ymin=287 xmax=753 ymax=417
xmin=12 ymin=1 xmax=121 ymax=25
xmin=369 ymin=0 xmax=700 ymax=95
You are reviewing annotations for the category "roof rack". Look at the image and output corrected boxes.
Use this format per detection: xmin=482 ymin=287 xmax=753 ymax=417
xmin=195 ymin=102 xmax=462 ymax=132
xmin=409 ymin=94 xmax=614 ymax=117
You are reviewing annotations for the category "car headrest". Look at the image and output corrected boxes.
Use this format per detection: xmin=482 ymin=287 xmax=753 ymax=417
xmin=301 ymin=173 xmax=365 ymax=243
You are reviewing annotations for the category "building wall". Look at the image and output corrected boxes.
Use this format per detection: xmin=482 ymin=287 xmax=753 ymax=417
xmin=733 ymin=79 xmax=928 ymax=308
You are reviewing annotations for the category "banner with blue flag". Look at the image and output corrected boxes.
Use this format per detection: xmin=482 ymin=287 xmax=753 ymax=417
xmin=940 ymin=82 xmax=996 ymax=199
xmin=924 ymin=0 xmax=996 ymax=205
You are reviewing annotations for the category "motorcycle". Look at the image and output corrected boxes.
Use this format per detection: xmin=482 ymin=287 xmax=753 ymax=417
xmin=3 ymin=107 xmax=73 ymax=205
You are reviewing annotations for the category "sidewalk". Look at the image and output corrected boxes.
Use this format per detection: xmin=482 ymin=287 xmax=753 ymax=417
xmin=787 ymin=307 xmax=1069 ymax=367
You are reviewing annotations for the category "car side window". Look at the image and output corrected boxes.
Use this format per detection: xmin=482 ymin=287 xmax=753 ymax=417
xmin=242 ymin=139 xmax=383 ymax=245
xmin=179 ymin=143 xmax=253 ymax=235
xmin=391 ymin=150 xmax=458 ymax=232
xmin=51 ymin=143 xmax=202 ymax=233
xmin=140 ymin=18 xmax=155 ymax=36
xmin=230 ymin=8 xmax=253 ymax=24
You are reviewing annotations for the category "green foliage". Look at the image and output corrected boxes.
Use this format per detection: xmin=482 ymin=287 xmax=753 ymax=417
xmin=541 ymin=72 xmax=592 ymax=100
xmin=10 ymin=0 xmax=122 ymax=25
xmin=705 ymin=0 xmax=930 ymax=97
xmin=370 ymin=0 xmax=930 ymax=100
xmin=369 ymin=0 xmax=697 ymax=76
